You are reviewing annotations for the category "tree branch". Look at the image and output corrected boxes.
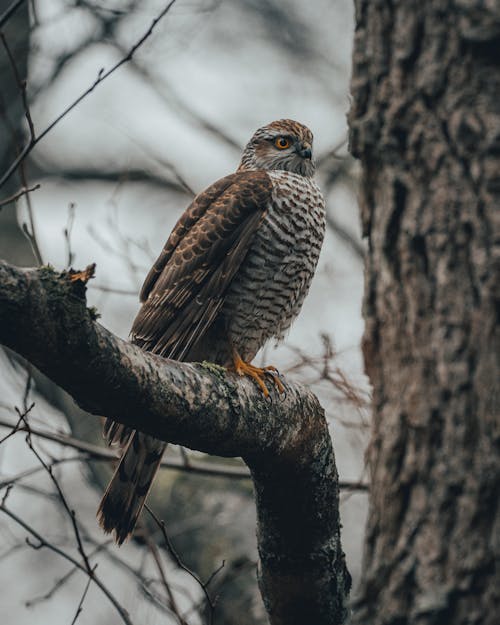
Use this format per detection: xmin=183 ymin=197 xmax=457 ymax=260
xmin=0 ymin=417 xmax=252 ymax=480
xmin=0 ymin=504 xmax=133 ymax=625
xmin=0 ymin=0 xmax=26 ymax=29
xmin=0 ymin=183 xmax=40 ymax=208
xmin=0 ymin=260 xmax=350 ymax=625
xmin=0 ymin=0 xmax=179 ymax=189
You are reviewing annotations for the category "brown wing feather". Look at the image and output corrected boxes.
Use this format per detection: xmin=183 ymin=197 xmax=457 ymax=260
xmin=139 ymin=174 xmax=239 ymax=303
xmin=131 ymin=170 xmax=272 ymax=358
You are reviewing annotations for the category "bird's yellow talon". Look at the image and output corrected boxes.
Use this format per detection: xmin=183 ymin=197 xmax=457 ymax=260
xmin=231 ymin=351 xmax=284 ymax=397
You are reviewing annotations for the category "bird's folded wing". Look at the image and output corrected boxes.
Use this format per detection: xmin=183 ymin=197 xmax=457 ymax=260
xmin=130 ymin=170 xmax=272 ymax=359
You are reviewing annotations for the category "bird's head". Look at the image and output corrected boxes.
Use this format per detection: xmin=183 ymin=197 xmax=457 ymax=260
xmin=238 ymin=119 xmax=315 ymax=177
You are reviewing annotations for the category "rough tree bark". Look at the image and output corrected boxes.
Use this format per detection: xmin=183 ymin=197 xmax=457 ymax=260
xmin=349 ymin=2 xmax=499 ymax=624
xmin=0 ymin=260 xmax=351 ymax=625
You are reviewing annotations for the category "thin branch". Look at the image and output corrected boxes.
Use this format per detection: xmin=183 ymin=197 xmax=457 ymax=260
xmin=34 ymin=166 xmax=189 ymax=196
xmin=112 ymin=39 xmax=243 ymax=156
xmin=0 ymin=32 xmax=43 ymax=262
xmin=64 ymin=203 xmax=76 ymax=268
xmin=0 ymin=0 xmax=26 ymax=29
xmin=0 ymin=31 xmax=36 ymax=141
xmin=0 ymin=418 xmax=254 ymax=481
xmin=1 ymin=483 xmax=13 ymax=506
xmin=0 ymin=183 xmax=40 ymax=208
xmin=0 ymin=541 xmax=24 ymax=562
xmin=0 ymin=505 xmax=134 ymax=625
xmin=24 ymin=434 xmax=93 ymax=574
xmin=316 ymin=136 xmax=349 ymax=169
xmin=0 ymin=0 xmax=179 ymax=189
xmin=21 ymin=222 xmax=43 ymax=265
xmin=0 ymin=403 xmax=33 ymax=444
xmin=7 ymin=404 xmax=97 ymax=578
xmin=70 ymin=569 xmax=96 ymax=625
xmin=0 ymin=455 xmax=87 ymax=489
xmin=142 ymin=529 xmax=189 ymax=625
xmin=0 ymin=418 xmax=368 ymax=491
xmin=202 ymin=560 xmax=226 ymax=591
xmin=326 ymin=211 xmax=365 ymax=260
xmin=146 ymin=505 xmax=218 ymax=625
xmin=26 ymin=542 xmax=110 ymax=608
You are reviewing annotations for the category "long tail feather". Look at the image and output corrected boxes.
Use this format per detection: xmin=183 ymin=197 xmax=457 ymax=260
xmin=97 ymin=431 xmax=166 ymax=545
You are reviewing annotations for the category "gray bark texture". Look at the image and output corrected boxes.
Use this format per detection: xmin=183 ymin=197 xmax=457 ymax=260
xmin=349 ymin=2 xmax=499 ymax=624
xmin=0 ymin=260 xmax=351 ymax=625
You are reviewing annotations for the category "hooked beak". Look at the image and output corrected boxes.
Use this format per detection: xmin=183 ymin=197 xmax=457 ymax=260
xmin=296 ymin=141 xmax=312 ymax=160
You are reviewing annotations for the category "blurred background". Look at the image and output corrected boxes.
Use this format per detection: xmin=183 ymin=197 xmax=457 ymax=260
xmin=0 ymin=1 xmax=369 ymax=623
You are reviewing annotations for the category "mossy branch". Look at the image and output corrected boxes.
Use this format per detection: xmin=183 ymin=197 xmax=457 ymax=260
xmin=0 ymin=260 xmax=350 ymax=625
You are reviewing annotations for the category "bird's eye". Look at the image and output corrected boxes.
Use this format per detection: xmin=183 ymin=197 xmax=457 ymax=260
xmin=274 ymin=137 xmax=291 ymax=150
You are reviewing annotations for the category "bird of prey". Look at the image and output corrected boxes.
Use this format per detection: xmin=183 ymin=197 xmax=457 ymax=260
xmin=98 ymin=119 xmax=326 ymax=544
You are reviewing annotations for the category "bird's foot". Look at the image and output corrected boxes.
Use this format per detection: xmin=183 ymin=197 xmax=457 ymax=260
xmin=231 ymin=351 xmax=285 ymax=398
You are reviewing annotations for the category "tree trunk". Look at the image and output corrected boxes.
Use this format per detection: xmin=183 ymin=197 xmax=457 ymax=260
xmin=349 ymin=2 xmax=499 ymax=624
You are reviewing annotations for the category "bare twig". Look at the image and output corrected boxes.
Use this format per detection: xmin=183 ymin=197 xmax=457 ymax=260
xmin=316 ymin=136 xmax=349 ymax=168
xmin=0 ymin=58 xmax=43 ymax=262
xmin=0 ymin=32 xmax=43 ymax=262
xmin=86 ymin=222 xmax=147 ymax=281
xmin=1 ymin=483 xmax=13 ymax=506
xmin=0 ymin=0 xmax=26 ymax=29
xmin=146 ymin=505 xmax=219 ymax=625
xmin=70 ymin=567 xmax=96 ymax=625
xmin=22 ymin=426 xmax=94 ymax=575
xmin=0 ymin=455 xmax=87 ymax=489
xmin=284 ymin=338 xmax=370 ymax=411
xmin=0 ymin=417 xmax=255 ymax=481
xmin=19 ymin=168 xmax=42 ymax=265
xmin=21 ymin=222 xmax=43 ymax=265
xmin=0 ymin=403 xmax=33 ymax=445
xmin=98 ymin=129 xmax=196 ymax=196
xmin=0 ymin=31 xmax=35 ymax=141
xmin=0 ymin=416 xmax=369 ymax=491
xmin=142 ymin=529 xmax=189 ymax=625
xmin=0 ymin=0 xmax=179 ymax=189
xmin=26 ymin=542 xmax=110 ymax=608
xmin=35 ymin=166 xmax=189 ymax=196
xmin=0 ymin=183 xmax=40 ymax=208
xmin=326 ymin=211 xmax=365 ymax=260
xmin=64 ymin=203 xmax=76 ymax=268
xmin=203 ymin=560 xmax=226 ymax=590
xmin=83 ymin=531 xmax=197 ymax=613
xmin=0 ymin=505 xmax=134 ymax=625
xmin=113 ymin=35 xmax=242 ymax=156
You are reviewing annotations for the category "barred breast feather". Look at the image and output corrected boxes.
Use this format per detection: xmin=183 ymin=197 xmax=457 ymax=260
xmin=223 ymin=170 xmax=326 ymax=361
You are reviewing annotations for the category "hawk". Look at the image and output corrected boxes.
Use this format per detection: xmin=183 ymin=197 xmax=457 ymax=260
xmin=98 ymin=119 xmax=326 ymax=543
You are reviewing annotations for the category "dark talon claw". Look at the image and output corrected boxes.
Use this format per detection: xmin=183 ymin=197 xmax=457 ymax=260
xmin=231 ymin=349 xmax=285 ymax=398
